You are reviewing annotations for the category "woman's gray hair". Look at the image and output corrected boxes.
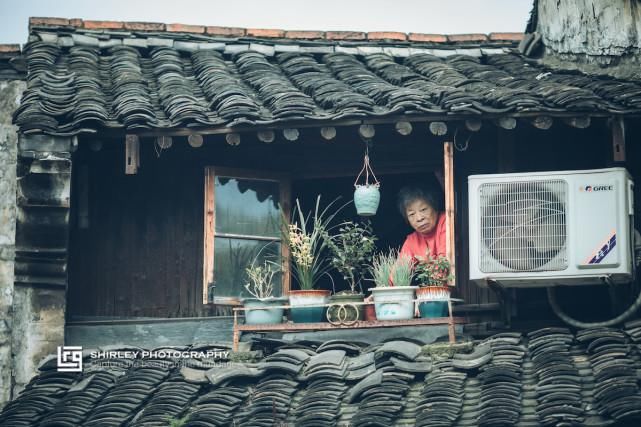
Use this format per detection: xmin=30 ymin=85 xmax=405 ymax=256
xmin=397 ymin=186 xmax=443 ymax=222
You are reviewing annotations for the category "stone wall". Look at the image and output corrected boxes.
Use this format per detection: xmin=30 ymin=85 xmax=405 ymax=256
xmin=537 ymin=0 xmax=641 ymax=78
xmin=12 ymin=134 xmax=71 ymax=399
xmin=0 ymin=80 xmax=25 ymax=405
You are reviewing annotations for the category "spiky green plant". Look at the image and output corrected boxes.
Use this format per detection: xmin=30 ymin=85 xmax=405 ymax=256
xmin=284 ymin=196 xmax=345 ymax=290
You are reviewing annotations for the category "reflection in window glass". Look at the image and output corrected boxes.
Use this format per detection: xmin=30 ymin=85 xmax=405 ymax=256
xmin=215 ymin=177 xmax=281 ymax=237
xmin=211 ymin=237 xmax=281 ymax=301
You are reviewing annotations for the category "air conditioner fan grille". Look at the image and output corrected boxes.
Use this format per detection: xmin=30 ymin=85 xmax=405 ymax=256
xmin=480 ymin=180 xmax=568 ymax=273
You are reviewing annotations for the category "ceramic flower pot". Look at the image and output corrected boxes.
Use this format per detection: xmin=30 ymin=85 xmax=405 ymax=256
xmin=368 ymin=286 xmax=417 ymax=320
xmin=354 ymin=184 xmax=380 ymax=216
xmin=327 ymin=293 xmax=364 ymax=324
xmin=363 ymin=303 xmax=377 ymax=321
xmin=289 ymin=290 xmax=331 ymax=323
xmin=416 ymin=286 xmax=451 ymax=318
xmin=242 ymin=297 xmax=287 ymax=325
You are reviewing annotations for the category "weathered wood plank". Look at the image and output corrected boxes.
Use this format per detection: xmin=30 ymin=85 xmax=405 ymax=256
xmin=444 ymin=141 xmax=456 ymax=287
xmin=125 ymin=134 xmax=139 ymax=175
xmin=611 ymin=117 xmax=626 ymax=162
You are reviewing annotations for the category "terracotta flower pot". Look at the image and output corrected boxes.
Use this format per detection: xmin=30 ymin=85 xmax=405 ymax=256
xmin=363 ymin=303 xmax=377 ymax=321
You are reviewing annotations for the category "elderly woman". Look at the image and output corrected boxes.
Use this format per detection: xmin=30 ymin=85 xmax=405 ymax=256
xmin=398 ymin=186 xmax=447 ymax=260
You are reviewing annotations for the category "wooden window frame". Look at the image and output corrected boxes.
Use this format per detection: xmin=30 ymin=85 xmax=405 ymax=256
xmin=203 ymin=166 xmax=291 ymax=305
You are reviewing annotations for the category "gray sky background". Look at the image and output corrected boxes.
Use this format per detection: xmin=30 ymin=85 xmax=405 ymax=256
xmin=0 ymin=0 xmax=533 ymax=45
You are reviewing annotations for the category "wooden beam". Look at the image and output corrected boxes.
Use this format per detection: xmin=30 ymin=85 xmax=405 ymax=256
xmin=203 ymin=168 xmax=215 ymax=304
xmin=107 ymin=111 xmax=621 ymax=139
xmin=283 ymin=128 xmax=299 ymax=142
xmin=494 ymin=117 xmax=516 ymax=130
xmin=429 ymin=121 xmax=448 ymax=136
xmin=125 ymin=134 xmax=139 ymax=175
xmin=320 ymin=126 xmax=336 ymax=141
xmin=257 ymin=130 xmax=275 ymax=143
xmin=395 ymin=120 xmax=413 ymax=136
xmin=225 ymin=133 xmax=241 ymax=146
xmin=464 ymin=118 xmax=482 ymax=132
xmin=188 ymin=133 xmax=204 ymax=148
xmin=563 ymin=116 xmax=591 ymax=129
xmin=611 ymin=117 xmax=626 ymax=162
xmin=444 ymin=141 xmax=456 ymax=288
xmin=530 ymin=116 xmax=553 ymax=130
xmin=358 ymin=124 xmax=375 ymax=140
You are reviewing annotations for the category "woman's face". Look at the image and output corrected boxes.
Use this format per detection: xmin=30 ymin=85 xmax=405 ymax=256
xmin=405 ymin=199 xmax=438 ymax=235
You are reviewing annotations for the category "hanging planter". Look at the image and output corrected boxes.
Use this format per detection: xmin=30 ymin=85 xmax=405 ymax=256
xmin=353 ymin=151 xmax=380 ymax=217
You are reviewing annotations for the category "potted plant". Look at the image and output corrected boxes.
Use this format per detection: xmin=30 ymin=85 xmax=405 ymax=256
xmin=353 ymin=153 xmax=380 ymax=216
xmin=324 ymin=220 xmax=377 ymax=323
xmin=285 ymin=196 xmax=342 ymax=323
xmin=368 ymin=250 xmax=417 ymax=320
xmin=415 ymin=251 xmax=452 ymax=318
xmin=241 ymin=261 xmax=287 ymax=325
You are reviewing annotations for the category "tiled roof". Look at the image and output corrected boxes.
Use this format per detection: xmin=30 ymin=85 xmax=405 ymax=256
xmin=2 ymin=325 xmax=641 ymax=426
xmin=12 ymin=18 xmax=641 ymax=136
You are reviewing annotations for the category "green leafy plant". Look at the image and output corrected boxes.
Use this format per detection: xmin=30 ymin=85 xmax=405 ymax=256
xmin=370 ymin=249 xmax=414 ymax=288
xmin=284 ymin=196 xmax=345 ymax=290
xmin=244 ymin=261 xmax=280 ymax=299
xmin=324 ymin=220 xmax=377 ymax=294
xmin=414 ymin=250 xmax=452 ymax=287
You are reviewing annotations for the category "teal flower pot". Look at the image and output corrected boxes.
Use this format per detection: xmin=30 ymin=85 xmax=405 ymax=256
xmin=289 ymin=290 xmax=330 ymax=323
xmin=242 ymin=297 xmax=287 ymax=325
xmin=416 ymin=286 xmax=451 ymax=319
xmin=354 ymin=184 xmax=380 ymax=216
xmin=418 ymin=301 xmax=448 ymax=318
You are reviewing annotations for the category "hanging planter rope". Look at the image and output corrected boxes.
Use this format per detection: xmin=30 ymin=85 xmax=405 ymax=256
xmin=353 ymin=149 xmax=381 ymax=216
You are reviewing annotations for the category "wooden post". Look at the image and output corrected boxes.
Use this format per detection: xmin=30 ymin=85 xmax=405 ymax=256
xmin=203 ymin=168 xmax=215 ymax=304
xmin=444 ymin=140 xmax=458 ymax=343
xmin=444 ymin=141 xmax=456 ymax=288
xmin=233 ymin=309 xmax=239 ymax=352
xmin=611 ymin=117 xmax=626 ymax=162
xmin=125 ymin=134 xmax=139 ymax=175
xmin=447 ymin=298 xmax=456 ymax=344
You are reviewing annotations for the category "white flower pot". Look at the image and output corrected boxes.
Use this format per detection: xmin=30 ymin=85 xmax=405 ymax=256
xmin=368 ymin=286 xmax=418 ymax=320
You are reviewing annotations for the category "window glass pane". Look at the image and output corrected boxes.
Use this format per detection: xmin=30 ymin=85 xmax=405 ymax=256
xmin=210 ymin=237 xmax=282 ymax=301
xmin=215 ymin=177 xmax=281 ymax=237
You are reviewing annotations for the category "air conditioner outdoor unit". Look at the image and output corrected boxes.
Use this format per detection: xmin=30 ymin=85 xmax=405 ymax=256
xmin=468 ymin=167 xmax=635 ymax=287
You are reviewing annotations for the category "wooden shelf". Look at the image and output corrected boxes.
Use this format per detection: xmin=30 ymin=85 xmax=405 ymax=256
xmin=237 ymin=317 xmax=465 ymax=332
xmin=232 ymin=300 xmax=464 ymax=350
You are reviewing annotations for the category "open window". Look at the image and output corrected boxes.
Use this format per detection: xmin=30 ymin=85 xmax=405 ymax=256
xmin=203 ymin=167 xmax=291 ymax=304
